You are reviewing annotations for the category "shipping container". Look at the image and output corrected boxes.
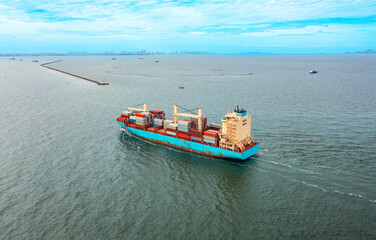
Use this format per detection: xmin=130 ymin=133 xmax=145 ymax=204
xmin=136 ymin=125 xmax=145 ymax=130
xmin=203 ymin=130 xmax=218 ymax=137
xmin=167 ymin=131 xmax=177 ymax=136
xmin=203 ymin=139 xmax=216 ymax=145
xmin=147 ymin=127 xmax=157 ymax=132
xmin=163 ymin=119 xmax=174 ymax=128
xmin=121 ymin=111 xmax=132 ymax=116
xmin=135 ymin=117 xmax=147 ymax=122
xmin=154 ymin=119 xmax=164 ymax=126
xmin=177 ymin=128 xmax=190 ymax=133
xmin=157 ymin=129 xmax=167 ymax=135
xmin=209 ymin=123 xmax=221 ymax=129
xmin=150 ymin=110 xmax=165 ymax=115
xmin=141 ymin=112 xmax=151 ymax=117
xmin=177 ymin=130 xmax=190 ymax=135
xmin=191 ymin=136 xmax=202 ymax=142
xmin=191 ymin=129 xmax=203 ymax=137
xmin=204 ymin=136 xmax=216 ymax=141
xmin=166 ymin=123 xmax=178 ymax=130
xmin=177 ymin=133 xmax=190 ymax=139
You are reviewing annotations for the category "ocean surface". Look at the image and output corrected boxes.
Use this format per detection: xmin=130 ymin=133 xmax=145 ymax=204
xmin=0 ymin=54 xmax=375 ymax=239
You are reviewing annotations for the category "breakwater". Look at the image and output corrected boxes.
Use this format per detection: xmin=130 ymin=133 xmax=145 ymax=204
xmin=41 ymin=60 xmax=109 ymax=85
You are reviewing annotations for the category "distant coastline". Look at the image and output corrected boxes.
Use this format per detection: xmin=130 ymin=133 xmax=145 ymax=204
xmin=0 ymin=50 xmax=212 ymax=57
xmin=344 ymin=49 xmax=376 ymax=54
xmin=1 ymin=49 xmax=375 ymax=56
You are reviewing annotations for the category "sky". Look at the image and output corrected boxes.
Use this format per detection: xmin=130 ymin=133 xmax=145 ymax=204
xmin=1 ymin=0 xmax=376 ymax=54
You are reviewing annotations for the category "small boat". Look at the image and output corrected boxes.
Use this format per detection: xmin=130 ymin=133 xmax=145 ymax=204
xmin=32 ymin=60 xmax=38 ymax=62
xmin=179 ymin=86 xmax=184 ymax=89
xmin=309 ymin=70 xmax=318 ymax=74
xmin=155 ymin=60 xmax=159 ymax=63
xmin=112 ymin=58 xmax=116 ymax=60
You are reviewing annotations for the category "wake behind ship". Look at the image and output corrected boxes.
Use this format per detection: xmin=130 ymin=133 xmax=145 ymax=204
xmin=116 ymin=103 xmax=259 ymax=160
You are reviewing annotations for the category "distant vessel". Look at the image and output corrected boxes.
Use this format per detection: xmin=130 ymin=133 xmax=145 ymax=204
xmin=112 ymin=58 xmax=116 ymax=60
xmin=32 ymin=60 xmax=38 ymax=62
xmin=155 ymin=61 xmax=159 ymax=63
xmin=117 ymin=103 xmax=259 ymax=160
xmin=179 ymin=86 xmax=184 ymax=89
xmin=310 ymin=70 xmax=318 ymax=74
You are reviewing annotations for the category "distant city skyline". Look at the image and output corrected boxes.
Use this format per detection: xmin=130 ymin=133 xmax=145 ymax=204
xmin=1 ymin=0 xmax=375 ymax=54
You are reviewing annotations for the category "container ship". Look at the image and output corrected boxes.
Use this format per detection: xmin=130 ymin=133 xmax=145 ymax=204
xmin=116 ymin=103 xmax=259 ymax=160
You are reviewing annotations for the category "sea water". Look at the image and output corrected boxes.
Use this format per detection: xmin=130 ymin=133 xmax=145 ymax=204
xmin=0 ymin=54 xmax=375 ymax=239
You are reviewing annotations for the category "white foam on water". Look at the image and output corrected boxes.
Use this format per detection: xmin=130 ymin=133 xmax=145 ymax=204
xmin=253 ymin=167 xmax=269 ymax=173
xmin=292 ymin=179 xmax=376 ymax=203
xmin=261 ymin=160 xmax=316 ymax=175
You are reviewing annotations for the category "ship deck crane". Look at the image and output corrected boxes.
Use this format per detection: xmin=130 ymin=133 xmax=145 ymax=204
xmin=173 ymin=104 xmax=203 ymax=131
xmin=126 ymin=103 xmax=147 ymax=113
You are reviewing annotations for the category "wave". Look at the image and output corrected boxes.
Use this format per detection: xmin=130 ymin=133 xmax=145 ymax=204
xmin=255 ymin=160 xmax=376 ymax=203
xmin=293 ymin=178 xmax=376 ymax=203
xmin=261 ymin=160 xmax=315 ymax=174
xmin=316 ymin=165 xmax=332 ymax=169
xmin=179 ymin=73 xmax=253 ymax=77
xmin=106 ymin=71 xmax=159 ymax=78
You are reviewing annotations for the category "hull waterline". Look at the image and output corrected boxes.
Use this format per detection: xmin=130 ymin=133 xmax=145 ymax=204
xmin=120 ymin=126 xmax=259 ymax=160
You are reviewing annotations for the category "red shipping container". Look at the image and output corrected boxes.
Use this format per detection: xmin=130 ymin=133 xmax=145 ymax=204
xmin=157 ymin=129 xmax=167 ymax=135
xmin=177 ymin=133 xmax=190 ymax=139
xmin=150 ymin=110 xmax=164 ymax=115
xmin=147 ymin=127 xmax=156 ymax=132
xmin=191 ymin=129 xmax=203 ymax=137
xmin=177 ymin=130 xmax=190 ymax=135
xmin=136 ymin=125 xmax=145 ymax=130
xmin=204 ymin=130 xmax=218 ymax=137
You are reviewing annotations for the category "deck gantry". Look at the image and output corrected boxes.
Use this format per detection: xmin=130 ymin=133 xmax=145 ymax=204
xmin=173 ymin=104 xmax=203 ymax=131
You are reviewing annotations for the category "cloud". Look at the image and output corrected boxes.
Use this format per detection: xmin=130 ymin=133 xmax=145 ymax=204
xmin=1 ymin=0 xmax=376 ymax=52
xmin=184 ymin=15 xmax=376 ymax=36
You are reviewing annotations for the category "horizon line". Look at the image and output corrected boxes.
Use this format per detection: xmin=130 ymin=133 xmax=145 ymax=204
xmin=1 ymin=49 xmax=375 ymax=56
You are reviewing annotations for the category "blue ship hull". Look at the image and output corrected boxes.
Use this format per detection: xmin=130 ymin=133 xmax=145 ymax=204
xmin=120 ymin=125 xmax=259 ymax=160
